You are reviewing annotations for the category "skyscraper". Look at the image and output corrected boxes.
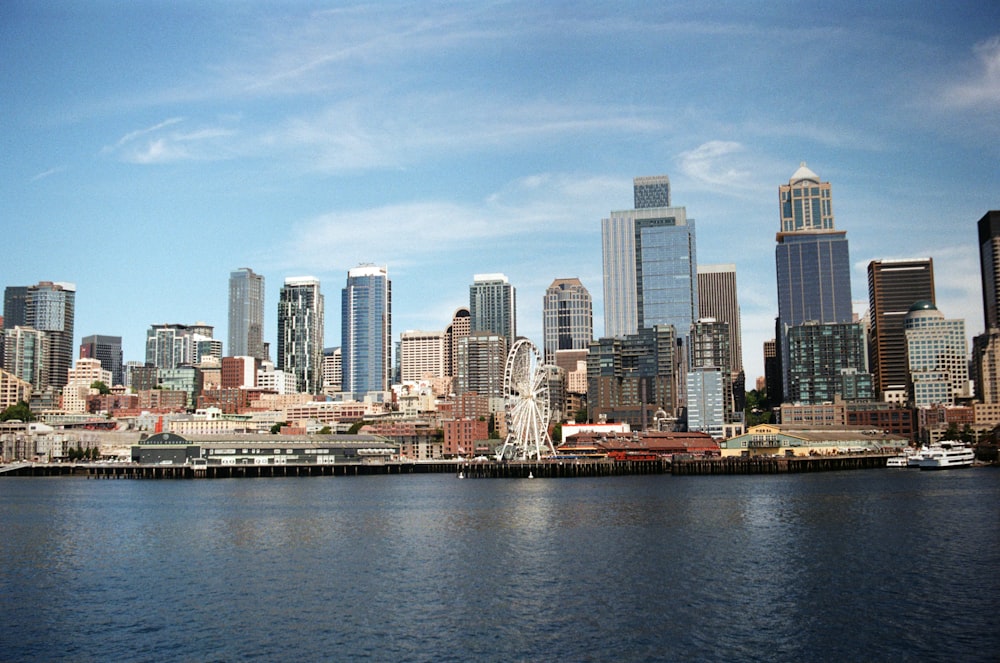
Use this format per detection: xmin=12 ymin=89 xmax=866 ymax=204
xmin=25 ymin=282 xmax=75 ymax=389
xmin=444 ymin=307 xmax=471 ymax=378
xmin=341 ymin=265 xmax=391 ymax=397
xmin=904 ymin=302 xmax=969 ymax=407
xmin=602 ymin=176 xmax=697 ymax=339
xmin=586 ymin=325 xmax=677 ymax=429
xmin=775 ymin=164 xmax=852 ymax=399
xmin=785 ymin=322 xmax=872 ymax=404
xmin=542 ymin=278 xmax=593 ymax=365
xmin=277 ymin=277 xmax=324 ymax=394
xmin=469 ymin=274 xmax=516 ymax=343
xmin=145 ymin=323 xmax=217 ymax=370
xmin=977 ymin=211 xmax=1000 ymax=330
xmin=3 ymin=286 xmax=28 ymax=329
xmin=697 ymin=264 xmax=744 ymax=409
xmin=80 ymin=335 xmax=124 ymax=387
xmin=399 ymin=330 xmax=446 ymax=382
xmin=228 ymin=268 xmax=265 ymax=360
xmin=867 ymin=259 xmax=935 ymax=400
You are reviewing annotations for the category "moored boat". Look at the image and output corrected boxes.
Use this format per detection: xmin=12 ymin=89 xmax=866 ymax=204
xmin=918 ymin=441 xmax=974 ymax=470
xmin=886 ymin=456 xmax=908 ymax=468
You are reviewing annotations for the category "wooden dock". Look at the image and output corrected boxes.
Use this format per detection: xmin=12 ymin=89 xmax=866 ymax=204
xmin=0 ymin=453 xmax=899 ymax=480
xmin=671 ymin=453 xmax=895 ymax=475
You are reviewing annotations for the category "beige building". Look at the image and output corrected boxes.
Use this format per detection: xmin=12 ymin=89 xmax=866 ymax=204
xmin=399 ymin=330 xmax=447 ymax=382
xmin=719 ymin=423 xmax=907 ymax=457
xmin=62 ymin=358 xmax=112 ymax=414
xmin=0 ymin=368 xmax=31 ymax=410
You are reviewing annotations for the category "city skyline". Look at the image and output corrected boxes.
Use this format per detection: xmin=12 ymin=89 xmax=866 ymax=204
xmin=3 ymin=3 xmax=998 ymax=381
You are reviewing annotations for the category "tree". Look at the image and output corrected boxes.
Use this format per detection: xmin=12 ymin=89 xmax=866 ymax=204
xmin=574 ymin=406 xmax=587 ymax=423
xmin=317 ymin=426 xmax=332 ymax=435
xmin=0 ymin=401 xmax=34 ymax=422
xmin=744 ymin=389 xmax=773 ymax=426
xmin=270 ymin=422 xmax=287 ymax=435
xmin=551 ymin=422 xmax=562 ymax=443
xmin=347 ymin=420 xmax=370 ymax=434
xmin=90 ymin=380 xmax=111 ymax=395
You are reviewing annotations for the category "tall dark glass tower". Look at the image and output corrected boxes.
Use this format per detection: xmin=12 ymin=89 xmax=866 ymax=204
xmin=867 ymin=259 xmax=935 ymax=399
xmin=775 ymin=164 xmax=852 ymax=400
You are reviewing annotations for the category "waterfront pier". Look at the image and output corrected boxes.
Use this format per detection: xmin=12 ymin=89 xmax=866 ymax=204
xmin=0 ymin=452 xmax=904 ymax=479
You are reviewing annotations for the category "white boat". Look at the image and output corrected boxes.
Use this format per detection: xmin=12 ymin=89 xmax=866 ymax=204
xmin=906 ymin=446 xmax=928 ymax=468
xmin=918 ymin=441 xmax=975 ymax=470
xmin=886 ymin=456 xmax=908 ymax=468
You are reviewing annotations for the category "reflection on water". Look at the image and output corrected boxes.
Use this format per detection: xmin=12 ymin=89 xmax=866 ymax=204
xmin=1 ymin=470 xmax=998 ymax=661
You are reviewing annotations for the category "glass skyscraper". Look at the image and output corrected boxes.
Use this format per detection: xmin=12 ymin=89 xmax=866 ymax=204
xmin=341 ymin=265 xmax=391 ymax=398
xmin=603 ymin=179 xmax=697 ymax=340
xmin=775 ymin=164 xmax=852 ymax=400
xmin=25 ymin=282 xmax=75 ymax=389
xmin=228 ymin=268 xmax=265 ymax=360
xmin=278 ymin=277 xmax=324 ymax=394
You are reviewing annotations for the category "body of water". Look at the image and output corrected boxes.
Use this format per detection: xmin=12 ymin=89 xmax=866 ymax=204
xmin=1 ymin=469 xmax=998 ymax=661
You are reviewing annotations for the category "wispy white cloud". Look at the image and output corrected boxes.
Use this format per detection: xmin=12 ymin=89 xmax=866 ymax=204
xmin=103 ymin=117 xmax=238 ymax=164
xmin=274 ymin=173 xmax=617 ymax=274
xmin=29 ymin=166 xmax=66 ymax=183
xmin=260 ymin=96 xmax=664 ymax=173
xmin=107 ymin=117 xmax=185 ymax=151
xmin=943 ymin=35 xmax=1000 ymax=107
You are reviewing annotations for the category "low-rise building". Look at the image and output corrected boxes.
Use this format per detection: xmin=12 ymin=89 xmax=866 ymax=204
xmin=718 ymin=424 xmax=908 ymax=457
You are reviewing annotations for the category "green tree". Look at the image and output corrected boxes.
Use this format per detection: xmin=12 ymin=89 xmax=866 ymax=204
xmin=0 ymin=400 xmax=34 ymax=422
xmin=574 ymin=406 xmax=588 ymax=423
xmin=90 ymin=380 xmax=111 ymax=395
xmin=317 ymin=425 xmax=332 ymax=435
xmin=270 ymin=422 xmax=287 ymax=434
xmin=347 ymin=420 xmax=370 ymax=434
xmin=745 ymin=389 xmax=772 ymax=426
xmin=551 ymin=422 xmax=562 ymax=443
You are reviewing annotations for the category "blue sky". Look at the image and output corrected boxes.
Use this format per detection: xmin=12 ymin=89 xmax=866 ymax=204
xmin=3 ymin=1 xmax=998 ymax=382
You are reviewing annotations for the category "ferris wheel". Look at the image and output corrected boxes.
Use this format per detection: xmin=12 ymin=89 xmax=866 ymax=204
xmin=495 ymin=339 xmax=555 ymax=461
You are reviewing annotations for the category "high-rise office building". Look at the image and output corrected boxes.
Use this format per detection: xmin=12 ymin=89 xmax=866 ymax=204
xmin=3 ymin=287 xmax=28 ymax=329
xmin=586 ymin=325 xmax=677 ymax=430
xmin=785 ymin=322 xmax=872 ymax=404
xmin=697 ymin=264 xmax=744 ymax=409
xmin=469 ymin=274 xmax=515 ymax=344
xmin=602 ymin=176 xmax=697 ymax=339
xmin=145 ymin=323 xmax=217 ymax=370
xmin=399 ymin=330 xmax=446 ymax=382
xmin=445 ymin=307 xmax=471 ymax=378
xmin=1 ymin=286 xmax=29 ymax=369
xmin=689 ymin=318 xmax=732 ymax=416
xmin=977 ymin=211 xmax=1000 ymax=330
xmin=80 ymin=335 xmax=124 ymax=387
xmin=542 ymin=278 xmax=593 ymax=365
xmin=455 ymin=332 xmax=507 ymax=410
xmin=775 ymin=164 xmax=852 ymax=400
xmin=904 ymin=302 xmax=969 ymax=407
xmin=24 ymin=282 xmax=75 ymax=389
xmin=341 ymin=265 xmax=391 ymax=397
xmin=277 ymin=277 xmax=324 ymax=394
xmin=228 ymin=268 xmax=265 ymax=360
xmin=3 ymin=326 xmax=48 ymax=388
xmin=867 ymin=259 xmax=935 ymax=400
